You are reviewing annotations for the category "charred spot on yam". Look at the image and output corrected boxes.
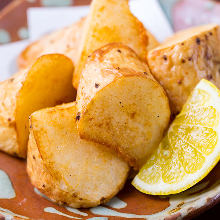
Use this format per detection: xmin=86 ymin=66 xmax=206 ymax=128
xmin=163 ymin=55 xmax=168 ymax=61
xmin=76 ymin=112 xmax=81 ymax=121
xmin=206 ymin=74 xmax=213 ymax=80
xmin=95 ymin=83 xmax=100 ymax=88
xmin=100 ymin=197 xmax=106 ymax=203
xmin=181 ymin=59 xmax=186 ymax=64
xmin=196 ymin=37 xmax=201 ymax=45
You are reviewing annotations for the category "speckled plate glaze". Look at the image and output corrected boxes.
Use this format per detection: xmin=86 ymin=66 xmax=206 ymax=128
xmin=0 ymin=151 xmax=219 ymax=220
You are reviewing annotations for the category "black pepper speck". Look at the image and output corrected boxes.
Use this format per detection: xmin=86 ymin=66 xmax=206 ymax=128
xmin=178 ymin=80 xmax=182 ymax=85
xmin=95 ymin=83 xmax=100 ymax=88
xmin=76 ymin=112 xmax=81 ymax=121
xmin=207 ymin=75 xmax=213 ymax=80
xmin=196 ymin=38 xmax=201 ymax=45
xmin=163 ymin=55 xmax=167 ymax=61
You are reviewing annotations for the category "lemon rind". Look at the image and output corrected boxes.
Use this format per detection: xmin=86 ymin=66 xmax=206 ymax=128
xmin=132 ymin=79 xmax=220 ymax=195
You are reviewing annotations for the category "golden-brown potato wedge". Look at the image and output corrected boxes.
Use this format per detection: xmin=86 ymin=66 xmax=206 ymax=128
xmin=0 ymin=54 xmax=75 ymax=158
xmin=76 ymin=43 xmax=170 ymax=170
xmin=73 ymin=0 xmax=149 ymax=88
xmin=17 ymin=18 xmax=85 ymax=70
xmin=28 ymin=102 xmax=129 ymax=208
xmin=148 ymin=24 xmax=220 ymax=114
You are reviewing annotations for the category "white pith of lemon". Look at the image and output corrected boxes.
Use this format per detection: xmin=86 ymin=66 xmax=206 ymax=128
xmin=132 ymin=79 xmax=220 ymax=195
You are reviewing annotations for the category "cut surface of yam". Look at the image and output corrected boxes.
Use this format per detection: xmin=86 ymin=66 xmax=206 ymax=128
xmin=77 ymin=43 xmax=170 ymax=170
xmin=0 ymin=54 xmax=75 ymax=158
xmin=17 ymin=18 xmax=85 ymax=69
xmin=28 ymin=102 xmax=129 ymax=208
xmin=148 ymin=24 xmax=220 ymax=114
xmin=73 ymin=0 xmax=150 ymax=88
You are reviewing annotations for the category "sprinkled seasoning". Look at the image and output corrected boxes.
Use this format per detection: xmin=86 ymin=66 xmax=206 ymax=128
xmin=196 ymin=38 xmax=201 ymax=45
xmin=75 ymin=112 xmax=81 ymax=121
xmin=178 ymin=80 xmax=182 ymax=85
xmin=95 ymin=83 xmax=100 ymax=88
xmin=181 ymin=59 xmax=186 ymax=63
xmin=100 ymin=197 xmax=106 ymax=203
xmin=117 ymin=49 xmax=122 ymax=53
xmin=206 ymin=75 xmax=213 ymax=80
xmin=163 ymin=55 xmax=167 ymax=61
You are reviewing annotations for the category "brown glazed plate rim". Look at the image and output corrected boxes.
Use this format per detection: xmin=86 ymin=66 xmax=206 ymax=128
xmin=0 ymin=151 xmax=219 ymax=220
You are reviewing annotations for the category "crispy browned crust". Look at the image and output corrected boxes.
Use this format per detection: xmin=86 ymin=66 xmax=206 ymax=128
xmin=73 ymin=0 xmax=151 ymax=89
xmin=0 ymin=70 xmax=27 ymax=157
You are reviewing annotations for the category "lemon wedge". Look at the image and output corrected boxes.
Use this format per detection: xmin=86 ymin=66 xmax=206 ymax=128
xmin=132 ymin=79 xmax=220 ymax=195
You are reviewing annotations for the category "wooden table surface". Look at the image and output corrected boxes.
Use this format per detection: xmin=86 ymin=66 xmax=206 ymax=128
xmin=0 ymin=0 xmax=219 ymax=219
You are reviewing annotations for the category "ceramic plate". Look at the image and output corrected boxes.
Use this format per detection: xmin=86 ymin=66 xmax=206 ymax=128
xmin=0 ymin=0 xmax=219 ymax=219
xmin=0 ymin=152 xmax=219 ymax=220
